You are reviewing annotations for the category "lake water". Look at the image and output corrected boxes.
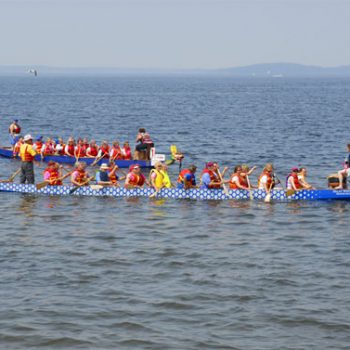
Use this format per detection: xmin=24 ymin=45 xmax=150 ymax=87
xmin=0 ymin=76 xmax=349 ymax=349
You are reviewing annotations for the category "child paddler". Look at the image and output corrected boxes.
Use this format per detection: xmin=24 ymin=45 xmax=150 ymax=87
xmin=124 ymin=164 xmax=149 ymax=188
xmin=177 ymin=165 xmax=197 ymax=189
xmin=71 ymin=162 xmax=91 ymax=186
xmin=150 ymin=162 xmax=172 ymax=190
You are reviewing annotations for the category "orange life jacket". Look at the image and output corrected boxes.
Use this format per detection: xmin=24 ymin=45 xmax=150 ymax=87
xmin=35 ymin=141 xmax=43 ymax=153
xmin=127 ymin=173 xmax=145 ymax=187
xmin=44 ymin=167 xmax=62 ymax=185
xmin=73 ymin=169 xmax=87 ymax=184
xmin=201 ymin=168 xmax=221 ymax=189
xmin=177 ymin=169 xmax=196 ymax=186
xmin=110 ymin=146 xmax=122 ymax=160
xmin=13 ymin=141 xmax=23 ymax=155
xmin=258 ymin=171 xmax=275 ymax=189
xmin=20 ymin=144 xmax=35 ymax=162
xmin=289 ymin=173 xmax=302 ymax=189
xmin=229 ymin=173 xmax=240 ymax=189
xmin=109 ymin=167 xmax=118 ymax=184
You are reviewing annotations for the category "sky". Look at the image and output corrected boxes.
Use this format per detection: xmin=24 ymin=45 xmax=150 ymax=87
xmin=0 ymin=0 xmax=348 ymax=69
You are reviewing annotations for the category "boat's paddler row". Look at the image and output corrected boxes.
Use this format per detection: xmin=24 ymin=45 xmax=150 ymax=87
xmin=1 ymin=182 xmax=350 ymax=201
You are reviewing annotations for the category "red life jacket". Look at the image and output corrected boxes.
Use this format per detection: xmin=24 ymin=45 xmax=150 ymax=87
xmin=142 ymin=133 xmax=153 ymax=144
xmin=110 ymin=146 xmax=122 ymax=160
xmin=75 ymin=145 xmax=86 ymax=157
xmin=44 ymin=167 xmax=62 ymax=185
xmin=66 ymin=144 xmax=75 ymax=156
xmin=35 ymin=141 xmax=43 ymax=153
xmin=13 ymin=141 xmax=23 ymax=155
xmin=73 ymin=169 xmax=87 ymax=184
xmin=100 ymin=145 xmax=110 ymax=158
xmin=9 ymin=124 xmax=21 ymax=134
xmin=177 ymin=169 xmax=195 ymax=186
xmin=201 ymin=168 xmax=221 ymax=189
xmin=122 ymin=146 xmax=132 ymax=160
xmin=229 ymin=173 xmax=240 ymax=189
xmin=57 ymin=143 xmax=65 ymax=155
xmin=43 ymin=141 xmax=54 ymax=155
xmin=127 ymin=173 xmax=145 ymax=187
xmin=289 ymin=173 xmax=302 ymax=189
xmin=88 ymin=145 xmax=98 ymax=157
xmin=109 ymin=167 xmax=118 ymax=184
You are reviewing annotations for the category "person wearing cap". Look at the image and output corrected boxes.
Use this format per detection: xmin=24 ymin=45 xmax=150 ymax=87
xmin=258 ymin=163 xmax=275 ymax=191
xmin=124 ymin=164 xmax=149 ymax=188
xmin=19 ymin=134 xmax=37 ymax=184
xmin=286 ymin=167 xmax=303 ymax=191
xmin=96 ymin=163 xmax=114 ymax=186
xmin=200 ymin=162 xmax=222 ymax=189
xmin=8 ymin=119 xmax=21 ymax=150
xmin=71 ymin=162 xmax=91 ymax=186
xmin=177 ymin=165 xmax=197 ymax=189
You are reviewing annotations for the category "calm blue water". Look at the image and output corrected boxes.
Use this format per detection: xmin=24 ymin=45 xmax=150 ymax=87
xmin=0 ymin=76 xmax=350 ymax=349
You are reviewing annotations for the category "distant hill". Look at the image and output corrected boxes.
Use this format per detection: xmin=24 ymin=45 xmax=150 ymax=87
xmin=1 ymin=63 xmax=350 ymax=77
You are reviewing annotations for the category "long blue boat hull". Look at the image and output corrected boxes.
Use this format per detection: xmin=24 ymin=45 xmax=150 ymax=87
xmin=0 ymin=147 xmax=151 ymax=168
xmin=1 ymin=183 xmax=350 ymax=201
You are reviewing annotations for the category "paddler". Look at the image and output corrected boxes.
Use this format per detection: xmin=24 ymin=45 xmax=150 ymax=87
xmin=64 ymin=137 xmax=76 ymax=157
xmin=286 ymin=167 xmax=303 ymax=191
xmin=75 ymin=138 xmax=86 ymax=158
xmin=124 ymin=164 xmax=149 ymax=188
xmin=177 ymin=165 xmax=197 ymax=189
xmin=96 ymin=163 xmax=115 ymax=186
xmin=226 ymin=165 xmax=249 ymax=189
xmin=43 ymin=161 xmax=65 ymax=185
xmin=298 ymin=167 xmax=315 ymax=189
xmin=13 ymin=136 xmax=23 ymax=157
xmin=34 ymin=135 xmax=43 ymax=153
xmin=121 ymin=141 xmax=132 ymax=160
xmin=98 ymin=141 xmax=110 ymax=159
xmin=86 ymin=140 xmax=99 ymax=158
xmin=150 ymin=162 xmax=172 ymax=190
xmin=19 ymin=134 xmax=37 ymax=184
xmin=108 ymin=160 xmax=125 ymax=185
xmin=110 ymin=141 xmax=122 ymax=160
xmin=9 ymin=119 xmax=21 ymax=150
xmin=258 ymin=163 xmax=275 ymax=192
xmin=241 ymin=164 xmax=257 ymax=189
xmin=200 ymin=162 xmax=222 ymax=189
xmin=71 ymin=162 xmax=90 ymax=186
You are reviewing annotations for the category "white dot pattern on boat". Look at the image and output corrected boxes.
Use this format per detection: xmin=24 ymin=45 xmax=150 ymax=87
xmin=1 ymin=183 xmax=350 ymax=201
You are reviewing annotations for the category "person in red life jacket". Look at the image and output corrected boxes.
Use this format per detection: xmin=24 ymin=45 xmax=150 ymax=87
xmin=64 ymin=137 xmax=76 ymax=157
xmin=41 ymin=138 xmax=55 ymax=155
xmin=124 ymin=164 xmax=150 ymax=188
xmin=177 ymin=165 xmax=197 ymax=189
xmin=75 ymin=138 xmax=86 ymax=158
xmin=19 ymin=134 xmax=37 ymax=184
xmin=82 ymin=138 xmax=89 ymax=154
xmin=225 ymin=165 xmax=248 ymax=189
xmin=134 ymin=128 xmax=154 ymax=160
xmin=97 ymin=141 xmax=110 ymax=159
xmin=13 ymin=136 xmax=23 ymax=157
xmin=33 ymin=135 xmax=44 ymax=153
xmin=55 ymin=138 xmax=65 ymax=155
xmin=286 ymin=167 xmax=303 ymax=190
xmin=110 ymin=141 xmax=122 ymax=160
xmin=200 ymin=162 xmax=222 ymax=189
xmin=258 ymin=163 xmax=275 ymax=191
xmin=86 ymin=140 xmax=99 ymax=158
xmin=9 ymin=119 xmax=21 ymax=150
xmin=122 ymin=141 xmax=132 ymax=160
xmin=43 ymin=161 xmax=64 ymax=185
xmin=213 ymin=162 xmax=228 ymax=183
xmin=71 ymin=162 xmax=90 ymax=186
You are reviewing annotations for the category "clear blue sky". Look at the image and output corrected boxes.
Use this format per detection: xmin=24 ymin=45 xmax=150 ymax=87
xmin=0 ymin=0 xmax=348 ymax=69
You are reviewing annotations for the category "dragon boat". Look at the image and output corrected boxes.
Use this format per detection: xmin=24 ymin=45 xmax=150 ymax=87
xmin=0 ymin=147 xmax=151 ymax=168
xmin=1 ymin=182 xmax=350 ymax=201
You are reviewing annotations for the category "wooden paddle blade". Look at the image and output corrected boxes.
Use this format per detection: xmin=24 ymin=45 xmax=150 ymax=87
xmin=264 ymin=193 xmax=271 ymax=203
xmin=286 ymin=189 xmax=296 ymax=197
xmin=36 ymin=181 xmax=48 ymax=190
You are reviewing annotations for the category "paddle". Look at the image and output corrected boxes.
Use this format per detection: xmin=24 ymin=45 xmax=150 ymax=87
xmin=286 ymin=189 xmax=296 ymax=197
xmin=91 ymin=154 xmax=105 ymax=167
xmin=0 ymin=168 xmax=21 ymax=183
xmin=69 ymin=176 xmax=95 ymax=194
xmin=246 ymin=175 xmax=253 ymax=200
xmin=35 ymin=171 xmax=73 ymax=190
xmin=264 ymin=181 xmax=274 ymax=203
xmin=217 ymin=168 xmax=229 ymax=196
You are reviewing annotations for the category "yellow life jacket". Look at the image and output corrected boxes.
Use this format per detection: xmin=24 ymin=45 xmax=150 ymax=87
xmin=150 ymin=169 xmax=164 ymax=189
xmin=161 ymin=170 xmax=171 ymax=188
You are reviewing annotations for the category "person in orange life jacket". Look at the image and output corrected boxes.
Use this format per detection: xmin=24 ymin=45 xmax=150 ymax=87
xmin=110 ymin=141 xmax=122 ymax=160
xmin=298 ymin=167 xmax=315 ymax=189
xmin=177 ymin=165 xmax=197 ymax=189
xmin=122 ymin=141 xmax=132 ymax=160
xmin=13 ymin=136 xmax=23 ymax=157
xmin=71 ymin=162 xmax=90 ymax=186
xmin=124 ymin=164 xmax=150 ymax=188
xmin=286 ymin=167 xmax=303 ymax=190
xmin=335 ymin=144 xmax=350 ymax=189
xmin=33 ymin=135 xmax=43 ymax=153
xmin=64 ymin=137 xmax=76 ymax=157
xmin=98 ymin=141 xmax=110 ymax=159
xmin=240 ymin=164 xmax=257 ymax=189
xmin=19 ymin=134 xmax=37 ymax=184
xmin=43 ymin=161 xmax=64 ymax=185
xmin=75 ymin=138 xmax=86 ymax=158
xmin=86 ymin=140 xmax=99 ymax=158
xmin=200 ymin=162 xmax=222 ymax=189
xmin=9 ymin=119 xmax=21 ymax=149
xmin=258 ymin=163 xmax=275 ymax=191
xmin=224 ymin=165 xmax=249 ymax=189
xmin=109 ymin=160 xmax=126 ymax=185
